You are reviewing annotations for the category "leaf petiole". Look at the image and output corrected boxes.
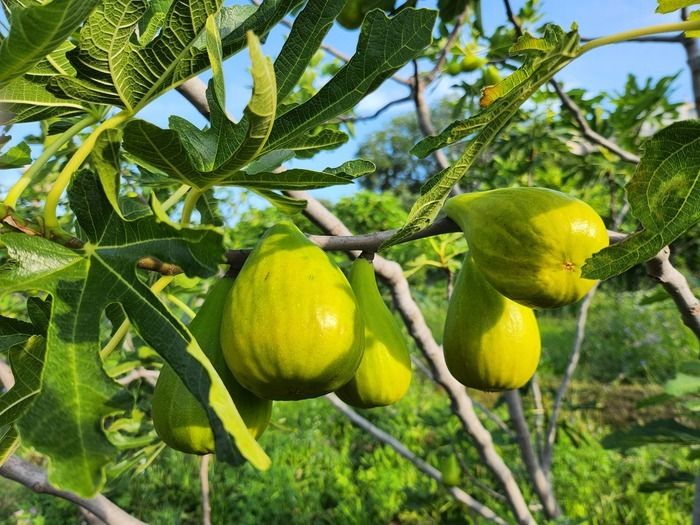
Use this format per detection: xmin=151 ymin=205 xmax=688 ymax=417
xmin=43 ymin=110 xmax=131 ymax=234
xmin=100 ymin=275 xmax=176 ymax=360
xmin=4 ymin=113 xmax=99 ymax=209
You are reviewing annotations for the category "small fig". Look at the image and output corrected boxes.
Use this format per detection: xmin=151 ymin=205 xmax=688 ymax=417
xmin=440 ymin=454 xmax=462 ymax=487
xmin=460 ymin=54 xmax=486 ymax=72
xmin=336 ymin=257 xmax=411 ymax=408
xmin=443 ymin=254 xmax=541 ymax=391
xmin=483 ymin=65 xmax=502 ymax=85
xmin=444 ymin=187 xmax=609 ymax=308
xmin=221 ymin=222 xmax=365 ymax=401
xmin=152 ymin=278 xmax=272 ymax=455
xmin=337 ymin=0 xmax=364 ymax=29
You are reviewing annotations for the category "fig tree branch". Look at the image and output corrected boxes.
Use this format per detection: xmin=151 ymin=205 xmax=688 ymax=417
xmin=424 ymin=2 xmax=472 ymax=84
xmin=0 ymin=456 xmax=146 ymax=525
xmin=326 ymin=393 xmax=509 ymax=525
xmin=504 ymin=390 xmax=561 ymax=519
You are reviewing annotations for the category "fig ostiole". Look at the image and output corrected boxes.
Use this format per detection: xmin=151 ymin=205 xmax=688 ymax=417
xmin=443 ymin=254 xmax=541 ymax=391
xmin=152 ymin=278 xmax=272 ymax=455
xmin=220 ymin=221 xmax=365 ymax=401
xmin=336 ymin=257 xmax=411 ymax=409
xmin=444 ymin=187 xmax=609 ymax=309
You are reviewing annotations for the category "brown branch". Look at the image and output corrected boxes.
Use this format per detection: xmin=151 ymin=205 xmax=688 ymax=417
xmin=338 ymin=95 xmax=413 ymax=123
xmin=0 ymin=456 xmax=146 ymax=525
xmin=412 ymin=65 xmax=451 ymax=173
xmin=505 ymin=390 xmax=561 ymax=519
xmin=425 ymin=2 xmax=472 ymax=84
xmin=646 ymin=247 xmax=700 ymax=340
xmin=326 ymin=394 xmax=508 ymax=525
xmin=550 ymin=81 xmax=641 ymax=164
xmin=0 ymin=358 xmax=14 ymax=390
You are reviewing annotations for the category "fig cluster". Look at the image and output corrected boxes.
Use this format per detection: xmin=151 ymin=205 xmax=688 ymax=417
xmin=151 ymin=188 xmax=608 ymax=454
xmin=153 ymin=222 xmax=412 ymax=455
xmin=442 ymin=187 xmax=609 ymax=390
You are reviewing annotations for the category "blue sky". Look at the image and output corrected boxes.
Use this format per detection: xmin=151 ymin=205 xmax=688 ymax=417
xmin=0 ymin=0 xmax=694 ymax=203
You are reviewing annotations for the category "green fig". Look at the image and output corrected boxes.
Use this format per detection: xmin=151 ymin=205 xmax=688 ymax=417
xmin=152 ymin=278 xmax=272 ymax=455
xmin=337 ymin=0 xmax=364 ymax=29
xmin=444 ymin=187 xmax=609 ymax=309
xmin=443 ymin=254 xmax=541 ymax=391
xmin=460 ymin=54 xmax=486 ymax=72
xmin=482 ymin=65 xmax=502 ymax=85
xmin=440 ymin=454 xmax=461 ymax=487
xmin=221 ymin=222 xmax=365 ymax=401
xmin=336 ymin=257 xmax=411 ymax=408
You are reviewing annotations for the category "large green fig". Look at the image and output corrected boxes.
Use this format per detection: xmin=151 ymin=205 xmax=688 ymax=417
xmin=444 ymin=187 xmax=609 ymax=309
xmin=152 ymin=278 xmax=272 ymax=455
xmin=336 ymin=257 xmax=411 ymax=408
xmin=443 ymin=254 xmax=541 ymax=391
xmin=221 ymin=222 xmax=365 ymax=401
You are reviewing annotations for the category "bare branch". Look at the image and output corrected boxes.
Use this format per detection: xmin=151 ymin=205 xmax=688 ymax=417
xmin=200 ymin=455 xmax=212 ymax=525
xmin=413 ymin=66 xmax=451 ymax=172
xmin=503 ymin=0 xmax=523 ymax=38
xmin=425 ymin=3 xmax=472 ymax=84
xmin=326 ymin=394 xmax=508 ymax=525
xmin=646 ymin=246 xmax=700 ymax=340
xmin=338 ymin=95 xmax=413 ymax=123
xmin=116 ymin=367 xmax=159 ymax=387
xmin=541 ymin=284 xmax=599 ymax=473
xmin=504 ymin=390 xmax=561 ymax=519
xmin=529 ymin=375 xmax=545 ymax=457
xmin=0 ymin=358 xmax=14 ymax=390
xmin=0 ymin=456 xmax=145 ymax=525
xmin=177 ymin=78 xmax=210 ymax=119
xmin=550 ymin=81 xmax=641 ymax=164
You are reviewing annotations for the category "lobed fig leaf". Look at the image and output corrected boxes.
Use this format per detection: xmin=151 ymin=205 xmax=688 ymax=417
xmin=220 ymin=222 xmax=364 ymax=400
xmin=443 ymin=255 xmax=541 ymax=391
xmin=444 ymin=187 xmax=608 ymax=309
xmin=336 ymin=257 xmax=411 ymax=408
xmin=153 ymin=278 xmax=272 ymax=455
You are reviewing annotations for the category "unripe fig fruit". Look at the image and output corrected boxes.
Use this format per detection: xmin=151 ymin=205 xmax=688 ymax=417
xmin=221 ymin=222 xmax=365 ymax=401
xmin=444 ymin=187 xmax=609 ymax=309
xmin=152 ymin=278 xmax=272 ymax=455
xmin=460 ymin=54 xmax=486 ymax=72
xmin=443 ymin=254 xmax=541 ymax=391
xmin=483 ymin=65 xmax=502 ymax=85
xmin=336 ymin=257 xmax=411 ymax=408
xmin=440 ymin=454 xmax=461 ymax=487
xmin=337 ymin=0 xmax=364 ymax=29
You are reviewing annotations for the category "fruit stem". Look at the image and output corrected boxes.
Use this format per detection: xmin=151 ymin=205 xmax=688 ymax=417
xmin=579 ymin=19 xmax=700 ymax=54
xmin=4 ymin=113 xmax=99 ymax=209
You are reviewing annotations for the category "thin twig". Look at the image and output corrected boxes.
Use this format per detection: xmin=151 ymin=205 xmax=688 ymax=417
xmin=0 ymin=456 xmax=146 ymax=525
xmin=338 ymin=95 xmax=413 ymax=123
xmin=541 ymin=283 xmax=599 ymax=473
xmin=505 ymin=390 xmax=561 ymax=519
xmin=200 ymin=454 xmax=212 ymax=525
xmin=425 ymin=2 xmax=472 ymax=84
xmin=116 ymin=367 xmax=159 ymax=387
xmin=326 ymin=394 xmax=508 ymax=525
xmin=550 ymin=81 xmax=641 ymax=164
